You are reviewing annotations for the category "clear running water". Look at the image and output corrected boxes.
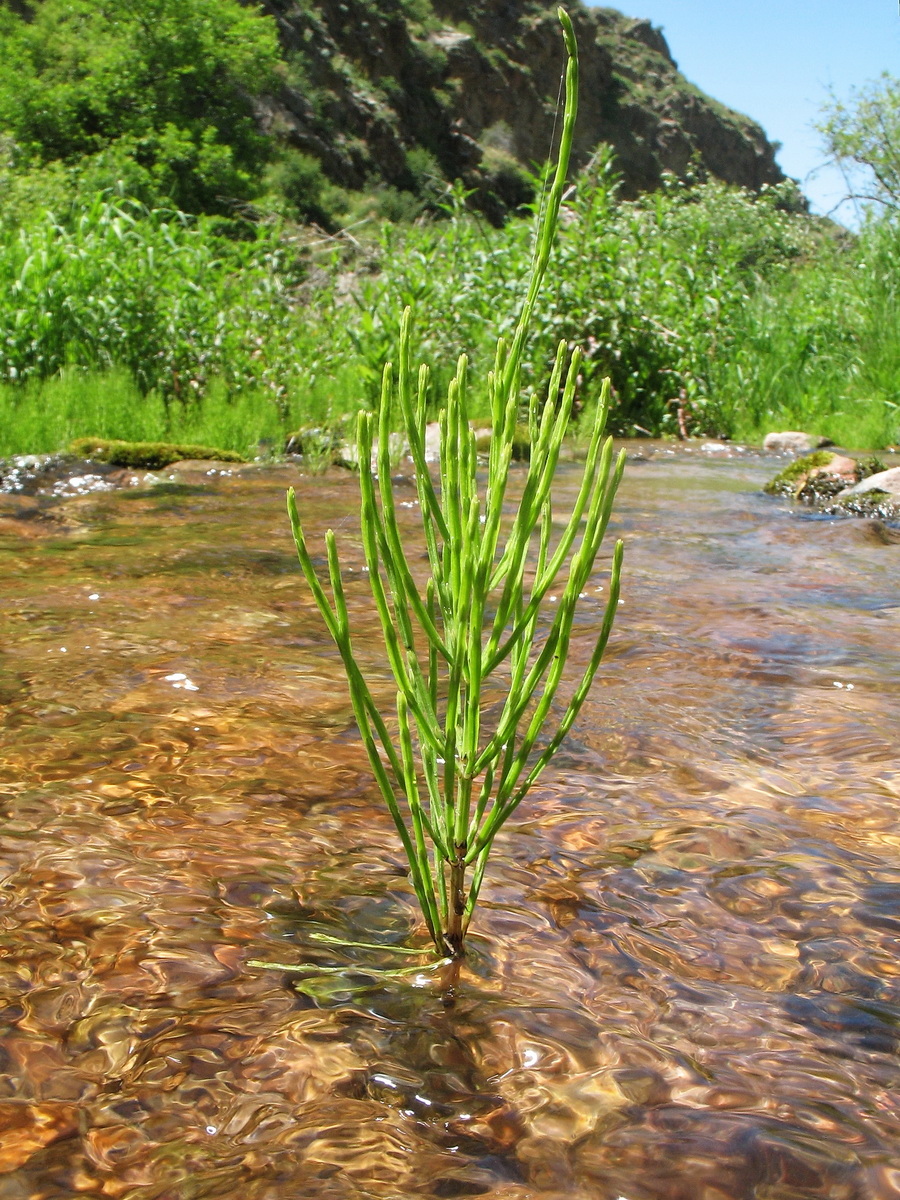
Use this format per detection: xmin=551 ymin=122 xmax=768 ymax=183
xmin=1 ymin=445 xmax=899 ymax=1199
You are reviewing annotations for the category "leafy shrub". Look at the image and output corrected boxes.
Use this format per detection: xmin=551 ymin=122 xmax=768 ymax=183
xmin=331 ymin=153 xmax=817 ymax=435
xmin=0 ymin=0 xmax=280 ymax=215
xmin=265 ymin=151 xmax=339 ymax=227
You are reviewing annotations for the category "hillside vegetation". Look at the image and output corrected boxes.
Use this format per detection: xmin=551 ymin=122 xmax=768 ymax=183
xmin=0 ymin=0 xmax=786 ymax=225
xmin=0 ymin=0 xmax=897 ymax=454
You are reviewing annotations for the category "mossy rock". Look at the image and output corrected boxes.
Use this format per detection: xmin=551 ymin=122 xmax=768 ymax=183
xmin=835 ymin=488 xmax=895 ymax=518
xmin=796 ymin=473 xmax=848 ymax=505
xmin=70 ymin=438 xmax=245 ymax=469
xmin=763 ymin=450 xmax=836 ymax=496
xmin=765 ymin=451 xmax=899 ymax=518
xmin=473 ymin=423 xmax=531 ymax=460
xmin=764 ymin=451 xmax=889 ymax=501
xmin=855 ymin=456 xmax=887 ymax=481
xmin=511 ymin=423 xmax=531 ymax=462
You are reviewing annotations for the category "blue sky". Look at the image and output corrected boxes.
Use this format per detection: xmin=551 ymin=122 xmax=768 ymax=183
xmin=599 ymin=0 xmax=900 ymax=224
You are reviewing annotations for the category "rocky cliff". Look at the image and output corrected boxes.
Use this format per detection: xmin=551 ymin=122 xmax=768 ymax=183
xmin=255 ymin=0 xmax=787 ymax=217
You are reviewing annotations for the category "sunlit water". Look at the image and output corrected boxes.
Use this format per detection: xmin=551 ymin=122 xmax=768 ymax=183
xmin=1 ymin=445 xmax=899 ymax=1199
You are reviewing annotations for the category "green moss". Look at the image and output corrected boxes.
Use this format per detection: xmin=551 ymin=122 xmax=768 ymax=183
xmin=834 ymin=488 xmax=897 ymax=518
xmin=763 ymin=450 xmax=835 ymax=495
xmin=70 ymin=437 xmax=245 ymax=468
xmin=796 ymin=472 xmax=848 ymax=504
xmin=855 ymin=455 xmax=887 ymax=481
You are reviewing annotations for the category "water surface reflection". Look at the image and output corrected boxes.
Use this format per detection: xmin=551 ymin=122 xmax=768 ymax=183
xmin=1 ymin=447 xmax=899 ymax=1198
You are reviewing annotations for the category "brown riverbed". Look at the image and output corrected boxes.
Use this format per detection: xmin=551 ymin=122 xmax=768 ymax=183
xmin=1 ymin=444 xmax=900 ymax=1199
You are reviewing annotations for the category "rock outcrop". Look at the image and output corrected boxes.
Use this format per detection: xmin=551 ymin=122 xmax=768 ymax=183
xmin=837 ymin=466 xmax=900 ymax=504
xmin=255 ymin=0 xmax=789 ymax=217
xmin=764 ymin=453 xmax=900 ymax=520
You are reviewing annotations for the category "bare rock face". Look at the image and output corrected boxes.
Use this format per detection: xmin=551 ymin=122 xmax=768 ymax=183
xmin=255 ymin=0 xmax=790 ymax=217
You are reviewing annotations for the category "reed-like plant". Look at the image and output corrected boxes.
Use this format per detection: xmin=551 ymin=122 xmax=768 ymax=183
xmin=287 ymin=9 xmax=625 ymax=959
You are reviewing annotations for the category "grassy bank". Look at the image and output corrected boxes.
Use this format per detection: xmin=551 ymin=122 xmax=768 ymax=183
xmin=710 ymin=214 xmax=900 ymax=449
xmin=0 ymin=170 xmax=898 ymax=457
xmin=0 ymin=371 xmax=299 ymax=459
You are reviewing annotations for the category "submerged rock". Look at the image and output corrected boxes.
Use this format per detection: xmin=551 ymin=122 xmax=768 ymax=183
xmin=0 ymin=454 xmax=67 ymax=494
xmin=860 ymin=519 xmax=900 ymax=544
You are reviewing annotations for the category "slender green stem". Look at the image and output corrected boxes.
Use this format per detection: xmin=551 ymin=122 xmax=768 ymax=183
xmin=281 ymin=10 xmax=626 ymax=963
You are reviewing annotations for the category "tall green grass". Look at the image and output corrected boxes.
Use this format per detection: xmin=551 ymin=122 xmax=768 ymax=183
xmin=0 ymin=370 xmax=165 ymax=456
xmin=0 ymin=194 xmax=320 ymax=403
xmin=0 ymin=369 xmax=371 ymax=458
xmin=711 ymin=217 xmax=900 ymax=448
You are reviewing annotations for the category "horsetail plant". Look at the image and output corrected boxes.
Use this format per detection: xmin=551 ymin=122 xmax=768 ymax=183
xmin=286 ymin=8 xmax=625 ymax=960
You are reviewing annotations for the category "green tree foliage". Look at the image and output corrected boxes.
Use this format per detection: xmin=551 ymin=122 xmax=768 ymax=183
xmin=0 ymin=0 xmax=281 ymax=213
xmin=819 ymin=73 xmax=900 ymax=212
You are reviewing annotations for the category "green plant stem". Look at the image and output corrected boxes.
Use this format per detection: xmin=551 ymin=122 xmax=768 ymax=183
xmin=284 ymin=8 xmax=627 ymax=963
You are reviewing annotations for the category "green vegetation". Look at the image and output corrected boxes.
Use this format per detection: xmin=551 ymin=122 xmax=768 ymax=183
xmin=282 ymin=10 xmax=623 ymax=960
xmin=0 ymin=4 xmax=896 ymax=457
xmin=0 ymin=196 xmax=298 ymax=398
xmin=712 ymin=213 xmax=900 ymax=449
xmin=0 ymin=165 xmax=896 ymax=458
xmin=0 ymin=0 xmax=280 ymax=218
xmin=0 ymin=370 xmax=315 ymax=459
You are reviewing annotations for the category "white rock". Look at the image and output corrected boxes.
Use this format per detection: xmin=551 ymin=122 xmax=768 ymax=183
xmin=763 ymin=431 xmax=818 ymax=454
xmin=423 ymin=422 xmax=441 ymax=464
xmin=428 ymin=28 xmax=472 ymax=51
xmin=837 ymin=466 xmax=900 ymax=499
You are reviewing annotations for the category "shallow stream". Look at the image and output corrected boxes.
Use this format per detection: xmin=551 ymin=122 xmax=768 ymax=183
xmin=1 ymin=445 xmax=900 ymax=1199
